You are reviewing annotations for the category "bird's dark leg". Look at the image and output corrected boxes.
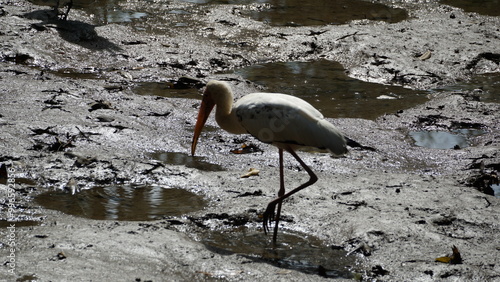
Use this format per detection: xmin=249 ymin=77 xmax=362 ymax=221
xmin=263 ymin=148 xmax=285 ymax=239
xmin=262 ymin=147 xmax=318 ymax=242
xmin=273 ymin=148 xmax=285 ymax=242
xmin=53 ymin=0 xmax=60 ymax=18
xmin=62 ymin=0 xmax=72 ymax=20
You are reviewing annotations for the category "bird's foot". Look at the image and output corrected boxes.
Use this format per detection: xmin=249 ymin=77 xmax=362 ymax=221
xmin=262 ymin=202 xmax=277 ymax=235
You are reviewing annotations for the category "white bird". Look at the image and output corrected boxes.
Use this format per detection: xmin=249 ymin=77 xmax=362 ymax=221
xmin=191 ymin=80 xmax=347 ymax=242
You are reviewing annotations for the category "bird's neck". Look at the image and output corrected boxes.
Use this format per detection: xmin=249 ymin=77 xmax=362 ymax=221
xmin=214 ymin=94 xmax=246 ymax=135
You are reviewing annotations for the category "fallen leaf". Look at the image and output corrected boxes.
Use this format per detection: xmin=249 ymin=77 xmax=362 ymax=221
xmin=419 ymin=50 xmax=432 ymax=60
xmin=241 ymin=168 xmax=260 ymax=178
xmin=435 ymin=245 xmax=462 ymax=264
xmin=435 ymin=256 xmax=451 ymax=263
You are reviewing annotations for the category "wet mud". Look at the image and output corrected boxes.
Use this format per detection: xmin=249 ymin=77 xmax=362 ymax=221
xmin=1 ymin=0 xmax=499 ymax=281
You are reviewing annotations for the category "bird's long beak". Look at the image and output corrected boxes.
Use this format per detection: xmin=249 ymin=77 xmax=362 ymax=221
xmin=191 ymin=92 xmax=215 ymax=156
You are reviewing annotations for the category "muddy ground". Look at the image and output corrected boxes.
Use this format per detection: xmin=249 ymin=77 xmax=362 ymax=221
xmin=0 ymin=0 xmax=499 ymax=281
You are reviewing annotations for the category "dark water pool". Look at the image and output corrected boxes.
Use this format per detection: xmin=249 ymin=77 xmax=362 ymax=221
xmin=441 ymin=0 xmax=500 ymax=17
xmin=200 ymin=228 xmax=361 ymax=279
xmin=29 ymin=0 xmax=407 ymax=26
xmin=232 ymin=60 xmax=429 ymax=120
xmin=35 ymin=184 xmax=207 ymax=220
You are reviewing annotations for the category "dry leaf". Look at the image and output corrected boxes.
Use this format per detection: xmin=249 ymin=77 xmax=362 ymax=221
xmin=419 ymin=50 xmax=432 ymax=60
xmin=435 ymin=256 xmax=451 ymax=263
xmin=435 ymin=245 xmax=462 ymax=264
xmin=241 ymin=168 xmax=260 ymax=178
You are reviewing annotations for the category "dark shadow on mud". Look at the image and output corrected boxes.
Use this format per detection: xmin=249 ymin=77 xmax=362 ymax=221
xmin=22 ymin=9 xmax=122 ymax=52
xmin=199 ymin=228 xmax=359 ymax=279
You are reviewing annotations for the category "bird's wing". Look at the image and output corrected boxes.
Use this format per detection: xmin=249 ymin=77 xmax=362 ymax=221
xmin=234 ymin=93 xmax=347 ymax=155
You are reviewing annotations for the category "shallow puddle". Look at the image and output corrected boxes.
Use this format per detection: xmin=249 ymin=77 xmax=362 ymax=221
xmin=35 ymin=185 xmax=206 ymax=220
xmin=28 ymin=0 xmax=146 ymax=24
xmin=180 ymin=0 xmax=407 ymax=26
xmin=0 ymin=220 xmax=39 ymax=228
xmin=409 ymin=128 xmax=485 ymax=149
xmin=201 ymin=228 xmax=359 ymax=278
xmin=31 ymin=0 xmax=406 ymax=28
xmin=440 ymin=0 xmax=500 ymax=17
xmin=150 ymin=151 xmax=224 ymax=171
xmin=133 ymin=82 xmax=201 ymax=100
xmin=0 ymin=177 xmax=37 ymax=186
xmin=51 ymin=68 xmax=103 ymax=80
xmin=102 ymin=10 xmax=148 ymax=23
xmin=245 ymin=0 xmax=407 ymax=26
xmin=233 ymin=60 xmax=429 ymax=120
xmin=492 ymin=184 xmax=500 ymax=198
xmin=432 ymin=73 xmax=500 ymax=103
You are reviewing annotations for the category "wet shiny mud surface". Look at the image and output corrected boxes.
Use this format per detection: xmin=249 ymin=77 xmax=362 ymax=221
xmin=1 ymin=0 xmax=499 ymax=281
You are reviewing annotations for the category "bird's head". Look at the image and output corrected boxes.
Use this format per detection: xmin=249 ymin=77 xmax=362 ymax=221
xmin=191 ymin=81 xmax=218 ymax=156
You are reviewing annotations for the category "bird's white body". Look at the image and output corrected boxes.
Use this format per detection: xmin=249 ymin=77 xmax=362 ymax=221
xmin=232 ymin=93 xmax=346 ymax=155
xmin=205 ymin=81 xmax=347 ymax=156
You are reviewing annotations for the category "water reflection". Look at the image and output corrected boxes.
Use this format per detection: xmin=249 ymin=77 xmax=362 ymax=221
xmin=0 ymin=221 xmax=39 ymax=228
xmin=36 ymin=185 xmax=207 ymax=220
xmin=492 ymin=184 xmax=500 ymax=198
xmin=247 ymin=0 xmax=407 ymax=26
xmin=179 ymin=0 xmax=407 ymax=26
xmin=28 ymin=0 xmax=146 ymax=24
xmin=52 ymin=68 xmax=102 ymax=79
xmin=441 ymin=0 xmax=500 ymax=17
xmin=409 ymin=128 xmax=485 ymax=149
xmin=409 ymin=131 xmax=468 ymax=149
xmin=103 ymin=10 xmax=147 ymax=23
xmin=201 ymin=229 xmax=359 ymax=278
xmin=233 ymin=60 xmax=428 ymax=119
xmin=134 ymin=82 xmax=201 ymax=99
xmin=150 ymin=151 xmax=225 ymax=171
xmin=432 ymin=73 xmax=500 ymax=103
xmin=80 ymin=0 xmax=147 ymax=24
xmin=37 ymin=0 xmax=406 ymax=27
